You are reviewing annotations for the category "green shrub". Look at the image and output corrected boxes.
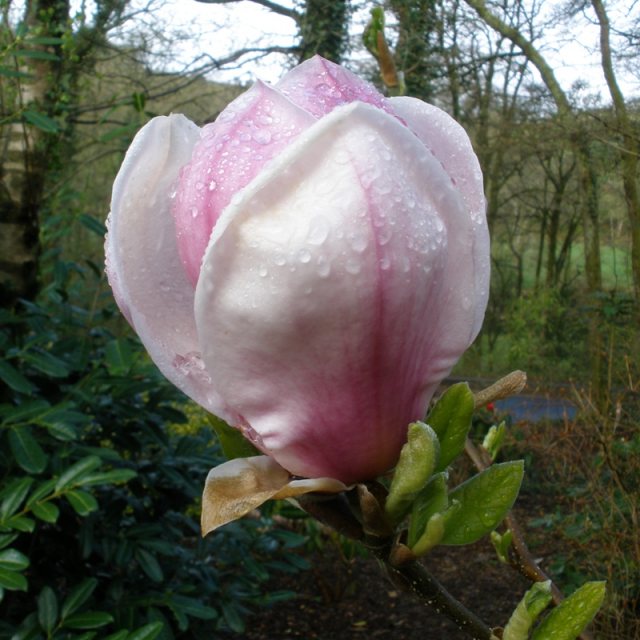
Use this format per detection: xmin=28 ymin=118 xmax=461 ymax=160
xmin=0 ymin=290 xmax=303 ymax=640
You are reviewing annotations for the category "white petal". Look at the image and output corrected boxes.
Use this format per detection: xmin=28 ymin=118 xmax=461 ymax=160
xmin=194 ymin=102 xmax=477 ymax=482
xmin=106 ymin=114 xmax=237 ymax=422
xmin=390 ymin=96 xmax=490 ymax=340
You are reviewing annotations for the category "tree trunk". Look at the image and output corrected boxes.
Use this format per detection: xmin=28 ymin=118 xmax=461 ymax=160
xmin=298 ymin=0 xmax=349 ymax=63
xmin=591 ymin=0 xmax=640 ymax=301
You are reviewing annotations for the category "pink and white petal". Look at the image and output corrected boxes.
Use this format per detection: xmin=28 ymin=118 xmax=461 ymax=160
xmin=195 ymin=103 xmax=476 ymax=483
xmin=390 ymin=97 xmax=490 ymax=340
xmin=107 ymin=114 xmax=238 ymax=424
xmin=276 ymin=55 xmax=392 ymax=118
xmin=173 ymin=82 xmax=315 ymax=286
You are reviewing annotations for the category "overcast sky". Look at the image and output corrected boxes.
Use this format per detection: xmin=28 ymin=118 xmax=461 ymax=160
xmin=122 ymin=0 xmax=638 ymax=101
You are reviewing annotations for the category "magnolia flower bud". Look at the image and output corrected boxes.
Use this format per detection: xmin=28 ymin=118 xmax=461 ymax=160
xmin=105 ymin=56 xmax=489 ymax=484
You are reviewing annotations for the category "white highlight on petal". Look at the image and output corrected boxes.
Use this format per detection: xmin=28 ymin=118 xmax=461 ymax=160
xmin=106 ymin=114 xmax=237 ymax=423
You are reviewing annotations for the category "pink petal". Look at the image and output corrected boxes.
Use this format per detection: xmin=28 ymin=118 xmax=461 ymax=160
xmin=194 ymin=103 xmax=482 ymax=483
xmin=106 ymin=114 xmax=238 ymax=424
xmin=390 ymin=97 xmax=490 ymax=340
xmin=276 ymin=55 xmax=392 ymax=118
xmin=172 ymin=81 xmax=315 ymax=286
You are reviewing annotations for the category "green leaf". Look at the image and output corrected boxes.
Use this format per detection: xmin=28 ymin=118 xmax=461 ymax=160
xmin=483 ymin=422 xmax=507 ymax=461
xmin=62 ymin=611 xmax=114 ymax=629
xmin=0 ymin=567 xmax=28 ymax=591
xmin=503 ymin=581 xmax=553 ymax=640
xmin=209 ymin=415 xmax=260 ymax=460
xmin=531 ymin=581 xmax=606 ymax=640
xmin=0 ymin=360 xmax=36 ymax=393
xmin=0 ymin=399 xmax=50 ymax=424
xmin=25 ymin=479 xmax=56 ymax=506
xmin=78 ymin=214 xmax=107 ymax=238
xmin=37 ymin=586 xmax=59 ymax=633
xmin=385 ymin=422 xmax=440 ymax=524
xmin=0 ymin=65 xmax=33 ymax=79
xmin=9 ymin=427 xmax=48 ymax=473
xmin=223 ymin=604 xmax=245 ymax=633
xmin=80 ymin=469 xmax=137 ymax=486
xmin=4 ymin=515 xmax=35 ymax=532
xmin=65 ymin=490 xmax=98 ymax=516
xmin=407 ymin=472 xmax=449 ymax=548
xmin=135 ymin=548 xmax=163 ymax=583
xmin=23 ymin=349 xmax=68 ymax=377
xmin=25 ymin=36 xmax=64 ymax=45
xmin=441 ymin=461 xmax=524 ymax=545
xmin=103 ymin=632 xmax=129 ymax=640
xmin=23 ymin=109 xmax=60 ymax=133
xmin=427 ymin=382 xmax=474 ymax=470
xmin=0 ymin=533 xmax=19 ymax=549
xmin=126 ymin=621 xmax=165 ymax=640
xmin=0 ymin=548 xmax=29 ymax=571
xmin=55 ymin=456 xmax=102 ymax=491
xmin=31 ymin=501 xmax=60 ymax=523
xmin=105 ymin=339 xmax=134 ymax=375
xmin=61 ymin=578 xmax=98 ymax=618
xmin=169 ymin=594 xmax=218 ymax=620
xmin=13 ymin=49 xmax=59 ymax=60
xmin=0 ymin=477 xmax=34 ymax=519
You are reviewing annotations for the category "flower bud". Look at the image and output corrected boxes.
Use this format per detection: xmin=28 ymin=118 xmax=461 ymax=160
xmin=105 ymin=56 xmax=490 ymax=484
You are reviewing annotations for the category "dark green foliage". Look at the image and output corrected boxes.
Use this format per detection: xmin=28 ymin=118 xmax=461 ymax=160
xmin=0 ymin=285 xmax=303 ymax=639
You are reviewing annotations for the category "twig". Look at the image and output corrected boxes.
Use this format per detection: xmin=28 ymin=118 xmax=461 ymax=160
xmin=468 ymin=373 xmax=595 ymax=640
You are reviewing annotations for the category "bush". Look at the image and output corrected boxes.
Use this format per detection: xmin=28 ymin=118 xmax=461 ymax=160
xmin=0 ymin=288 xmax=304 ymax=640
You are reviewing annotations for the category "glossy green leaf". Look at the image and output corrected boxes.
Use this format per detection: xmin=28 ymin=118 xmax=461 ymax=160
xmin=80 ymin=469 xmax=137 ymax=487
xmin=0 ymin=548 xmax=29 ymax=571
xmin=61 ymin=578 xmax=98 ymax=618
xmin=531 ymin=581 xmax=606 ymax=640
xmin=105 ymin=339 xmax=134 ymax=375
xmin=223 ymin=604 xmax=245 ymax=633
xmin=23 ymin=349 xmax=68 ymax=376
xmin=65 ymin=490 xmax=98 ymax=516
xmin=0 ymin=399 xmax=50 ymax=424
xmin=37 ymin=586 xmax=59 ymax=633
xmin=209 ymin=415 xmax=260 ymax=460
xmin=25 ymin=479 xmax=56 ymax=506
xmin=504 ymin=581 xmax=553 ymax=640
xmin=0 ymin=361 xmax=36 ymax=393
xmin=0 ymin=533 xmax=18 ymax=549
xmin=441 ymin=461 xmax=524 ymax=545
xmin=0 ymin=477 xmax=34 ymax=519
xmin=62 ymin=611 xmax=114 ymax=629
xmin=4 ymin=515 xmax=35 ymax=532
xmin=427 ymin=382 xmax=474 ymax=470
xmin=407 ymin=472 xmax=449 ymax=548
xmin=0 ymin=567 xmax=28 ymax=591
xmin=25 ymin=36 xmax=64 ymax=45
xmin=55 ymin=456 xmax=102 ymax=491
xmin=9 ymin=427 xmax=48 ymax=473
xmin=126 ymin=621 xmax=165 ymax=640
xmin=135 ymin=548 xmax=163 ymax=583
xmin=103 ymin=632 xmax=129 ymax=640
xmin=385 ymin=422 xmax=440 ymax=524
xmin=31 ymin=501 xmax=60 ymax=523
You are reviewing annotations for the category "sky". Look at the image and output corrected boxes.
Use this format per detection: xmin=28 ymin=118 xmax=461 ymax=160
xmin=117 ymin=0 xmax=638 ymax=101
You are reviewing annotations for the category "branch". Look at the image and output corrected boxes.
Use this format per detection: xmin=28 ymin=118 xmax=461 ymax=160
xmin=194 ymin=0 xmax=301 ymax=22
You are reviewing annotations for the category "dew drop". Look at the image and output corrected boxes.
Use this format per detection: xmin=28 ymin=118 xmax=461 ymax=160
xmin=208 ymin=180 xmax=217 ymax=191
xmin=258 ymin=265 xmax=268 ymax=277
xmin=307 ymin=217 xmax=330 ymax=246
xmin=191 ymin=206 xmax=199 ymax=219
xmin=345 ymin=258 xmax=361 ymax=275
xmin=253 ymin=130 xmax=272 ymax=145
xmin=297 ymin=248 xmax=312 ymax=264
xmin=316 ymin=256 xmax=331 ymax=278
